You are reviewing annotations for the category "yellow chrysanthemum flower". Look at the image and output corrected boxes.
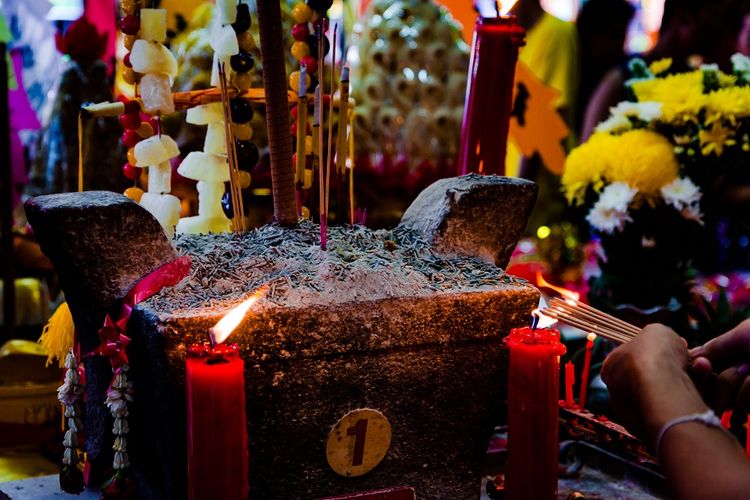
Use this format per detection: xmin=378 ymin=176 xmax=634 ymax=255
xmin=563 ymin=130 xmax=678 ymax=203
xmin=606 ymin=130 xmax=679 ymax=195
xmin=649 ymin=58 xmax=672 ymax=75
xmin=562 ymin=133 xmax=613 ymax=204
xmin=631 ymin=71 xmax=705 ymax=121
xmin=705 ymin=86 xmax=750 ymax=119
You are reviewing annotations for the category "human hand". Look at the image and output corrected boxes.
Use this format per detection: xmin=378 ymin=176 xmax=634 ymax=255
xmin=602 ymin=324 xmax=707 ymax=445
xmin=689 ymin=319 xmax=750 ymax=416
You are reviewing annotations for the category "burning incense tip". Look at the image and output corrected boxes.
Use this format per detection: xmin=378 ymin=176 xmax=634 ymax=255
xmin=209 ymin=286 xmax=267 ymax=345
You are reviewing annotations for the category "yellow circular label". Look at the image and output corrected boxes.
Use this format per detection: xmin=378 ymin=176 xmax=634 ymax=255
xmin=326 ymin=408 xmax=392 ymax=477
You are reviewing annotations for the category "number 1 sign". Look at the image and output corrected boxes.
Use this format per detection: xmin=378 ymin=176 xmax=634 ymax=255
xmin=326 ymin=409 xmax=392 ymax=477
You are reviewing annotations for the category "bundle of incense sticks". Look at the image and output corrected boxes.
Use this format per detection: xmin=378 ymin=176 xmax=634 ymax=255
xmin=539 ymin=297 xmax=641 ymax=344
xmin=217 ymin=61 xmax=246 ymax=233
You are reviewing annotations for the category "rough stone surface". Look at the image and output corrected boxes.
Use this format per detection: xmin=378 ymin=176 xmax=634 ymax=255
xmin=130 ymin=282 xmax=536 ymax=499
xmin=399 ymin=174 xmax=538 ymax=268
xmin=24 ymin=191 xmax=177 ymax=485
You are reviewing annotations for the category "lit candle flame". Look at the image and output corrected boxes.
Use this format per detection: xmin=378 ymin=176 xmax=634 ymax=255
xmin=535 ymin=271 xmax=581 ymax=301
xmin=587 ymin=332 xmax=597 ymax=343
xmin=209 ymin=286 xmax=267 ymax=345
xmin=531 ymin=308 xmax=557 ymax=329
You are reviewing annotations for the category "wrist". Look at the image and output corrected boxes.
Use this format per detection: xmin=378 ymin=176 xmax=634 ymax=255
xmin=642 ymin=370 xmax=708 ymax=445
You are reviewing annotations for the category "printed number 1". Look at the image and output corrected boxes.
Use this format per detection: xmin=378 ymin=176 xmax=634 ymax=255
xmin=346 ymin=418 xmax=368 ymax=466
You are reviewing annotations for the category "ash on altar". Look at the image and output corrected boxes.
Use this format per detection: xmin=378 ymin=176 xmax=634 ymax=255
xmin=1 ymin=0 xmax=750 ymax=499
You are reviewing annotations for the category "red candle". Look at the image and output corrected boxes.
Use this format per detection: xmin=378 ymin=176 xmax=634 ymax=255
xmin=721 ymin=410 xmax=732 ymax=429
xmin=564 ymin=361 xmax=576 ymax=407
xmin=506 ymin=326 xmax=566 ymax=500
xmin=578 ymin=334 xmax=595 ymax=409
xmin=457 ymin=16 xmax=525 ymax=176
xmin=186 ymin=343 xmax=248 ymax=500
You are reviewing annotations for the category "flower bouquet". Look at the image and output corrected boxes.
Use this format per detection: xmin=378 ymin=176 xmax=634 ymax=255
xmin=563 ymin=54 xmax=750 ymax=319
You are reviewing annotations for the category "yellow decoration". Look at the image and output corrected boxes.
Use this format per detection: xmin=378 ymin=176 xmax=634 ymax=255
xmin=238 ymin=170 xmax=252 ymax=189
xmin=124 ymin=35 xmax=138 ymax=51
xmin=234 ymin=72 xmax=253 ymax=91
xmin=136 ymin=122 xmax=154 ymax=138
xmin=121 ymin=0 xmax=138 ymax=15
xmin=304 ymin=135 xmax=313 ymax=155
xmin=234 ymin=122 xmax=253 ymax=141
xmin=237 ymin=31 xmax=255 ymax=52
xmin=124 ymin=186 xmax=145 ymax=202
xmin=508 ymin=62 xmax=570 ymax=175
xmin=292 ymin=3 xmax=313 ymax=23
xmin=289 ymin=70 xmax=311 ymax=92
xmin=291 ymin=41 xmax=310 ymax=61
xmin=38 ymin=302 xmax=75 ymax=368
xmin=123 ymin=68 xmax=138 ymax=85
xmin=648 ymin=58 xmax=672 ymax=75
xmin=127 ymin=147 xmax=137 ymax=166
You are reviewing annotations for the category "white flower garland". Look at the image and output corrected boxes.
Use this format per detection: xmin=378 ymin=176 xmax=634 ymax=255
xmin=58 ymin=350 xmax=84 ymax=468
xmin=105 ymin=365 xmax=134 ymax=471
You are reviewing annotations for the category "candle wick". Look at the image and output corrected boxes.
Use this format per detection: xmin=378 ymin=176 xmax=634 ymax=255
xmin=496 ymin=0 xmax=501 ymax=17
xmin=531 ymin=315 xmax=539 ymax=330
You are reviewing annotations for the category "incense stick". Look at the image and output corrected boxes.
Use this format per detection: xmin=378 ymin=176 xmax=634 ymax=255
xmin=550 ymin=298 xmax=640 ymax=338
xmin=348 ymin=111 xmax=355 ymax=225
xmin=324 ymin=24 xmax=338 ymax=223
xmin=555 ymin=297 xmax=641 ymax=335
xmin=538 ymin=299 xmax=641 ymax=345
xmin=217 ymin=61 xmax=245 ymax=232
xmin=316 ymin=24 xmax=326 ymax=249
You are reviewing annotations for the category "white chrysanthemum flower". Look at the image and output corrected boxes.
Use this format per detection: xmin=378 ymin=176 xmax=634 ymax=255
xmin=598 ymin=182 xmax=638 ymax=211
xmin=732 ymin=53 xmax=750 ymax=79
xmin=587 ymin=204 xmax=633 ymax=234
xmin=595 ymin=113 xmax=631 ymax=133
xmin=661 ymin=177 xmax=701 ymax=210
xmin=595 ymin=101 xmax=662 ymax=133
xmin=586 ymin=183 xmax=637 ymax=234
xmin=63 ymin=447 xmax=73 ymax=465
xmin=700 ymin=63 xmax=720 ymax=73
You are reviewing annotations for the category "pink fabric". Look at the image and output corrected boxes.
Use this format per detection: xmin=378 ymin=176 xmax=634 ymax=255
xmin=8 ymin=49 xmax=40 ymax=206
xmin=84 ymin=0 xmax=116 ymax=73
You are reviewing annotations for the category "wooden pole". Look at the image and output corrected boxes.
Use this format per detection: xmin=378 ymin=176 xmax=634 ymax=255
xmin=0 ymin=43 xmax=15 ymax=340
xmin=256 ymin=0 xmax=297 ymax=226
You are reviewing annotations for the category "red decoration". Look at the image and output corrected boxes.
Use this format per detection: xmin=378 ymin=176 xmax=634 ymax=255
xmin=123 ymin=52 xmax=132 ymax=68
xmin=186 ymin=343 xmax=249 ymax=500
xmin=292 ymin=23 xmax=310 ymax=41
xmin=54 ymin=17 xmax=107 ymax=63
xmin=505 ymin=326 xmax=565 ymax=500
xmin=312 ymin=16 xmax=329 ymax=34
xmin=120 ymin=113 xmax=141 ymax=130
xmin=90 ymin=256 xmax=191 ymax=367
xmin=119 ymin=15 xmax=140 ymax=36
xmin=579 ymin=334 xmax=595 ymax=409
xmin=301 ymin=55 xmax=318 ymax=74
xmin=122 ymin=130 xmax=142 ymax=148
xmin=123 ymin=99 xmax=141 ymax=114
xmin=457 ymin=16 xmax=525 ymax=176
xmin=122 ymin=163 xmax=142 ymax=181
xmin=564 ymin=361 xmax=575 ymax=407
